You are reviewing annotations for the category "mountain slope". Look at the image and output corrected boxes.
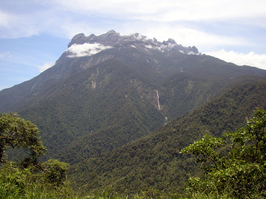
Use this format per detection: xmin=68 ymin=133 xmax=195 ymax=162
xmin=1 ymin=30 xmax=266 ymax=195
xmin=2 ymin=30 xmax=266 ymax=165
xmin=1 ymin=31 xmax=266 ymax=112
xmin=69 ymin=78 xmax=266 ymax=194
xmin=157 ymin=72 xmax=225 ymax=121
xmin=17 ymin=59 xmax=165 ymax=160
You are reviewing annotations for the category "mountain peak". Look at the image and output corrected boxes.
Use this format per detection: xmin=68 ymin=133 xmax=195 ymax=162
xmin=68 ymin=33 xmax=87 ymax=48
xmin=163 ymin=38 xmax=177 ymax=45
xmin=67 ymin=30 xmax=200 ymax=57
xmin=106 ymin=30 xmax=120 ymax=36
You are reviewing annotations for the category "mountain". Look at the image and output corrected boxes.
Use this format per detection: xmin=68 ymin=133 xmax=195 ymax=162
xmin=0 ymin=30 xmax=197 ymax=112
xmin=69 ymin=79 xmax=266 ymax=194
xmin=17 ymin=59 xmax=165 ymax=160
xmin=1 ymin=30 xmax=266 ymax=113
xmin=1 ymin=30 xmax=266 ymax=193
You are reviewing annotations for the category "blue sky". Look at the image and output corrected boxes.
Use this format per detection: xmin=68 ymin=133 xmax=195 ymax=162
xmin=0 ymin=0 xmax=266 ymax=91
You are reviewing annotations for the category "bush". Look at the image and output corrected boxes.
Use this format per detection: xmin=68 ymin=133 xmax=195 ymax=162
xmin=181 ymin=108 xmax=266 ymax=198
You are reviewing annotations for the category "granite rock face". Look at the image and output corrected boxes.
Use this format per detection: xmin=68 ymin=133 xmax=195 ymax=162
xmin=67 ymin=30 xmax=199 ymax=55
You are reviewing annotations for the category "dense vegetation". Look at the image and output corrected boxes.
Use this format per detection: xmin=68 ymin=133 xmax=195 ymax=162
xmin=1 ymin=37 xmax=266 ymax=168
xmin=0 ymin=113 xmax=72 ymax=198
xmin=2 ymin=69 xmax=266 ymax=198
xmin=2 ymin=65 xmax=266 ymax=198
xmin=2 ymin=32 xmax=266 ymax=198
xmin=9 ymin=58 xmax=244 ymax=164
xmin=181 ymin=108 xmax=266 ymax=198
xmin=2 ymin=108 xmax=266 ymax=198
xmin=16 ymin=59 xmax=165 ymax=162
xmin=4 ymin=75 xmax=266 ymax=198
xmin=68 ymin=79 xmax=266 ymax=195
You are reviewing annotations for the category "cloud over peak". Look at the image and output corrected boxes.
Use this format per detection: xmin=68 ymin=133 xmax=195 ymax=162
xmin=66 ymin=43 xmax=113 ymax=58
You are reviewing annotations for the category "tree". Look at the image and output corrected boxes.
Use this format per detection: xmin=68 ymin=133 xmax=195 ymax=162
xmin=181 ymin=108 xmax=266 ymax=198
xmin=42 ymin=159 xmax=69 ymax=187
xmin=0 ymin=112 xmax=46 ymax=164
xmin=0 ymin=113 xmax=72 ymax=197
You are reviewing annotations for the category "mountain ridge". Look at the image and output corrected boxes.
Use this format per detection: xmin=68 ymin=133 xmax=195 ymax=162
xmin=1 ymin=30 xmax=266 ymax=112
xmin=67 ymin=30 xmax=199 ymax=55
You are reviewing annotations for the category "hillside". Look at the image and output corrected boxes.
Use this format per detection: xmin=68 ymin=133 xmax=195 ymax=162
xmin=69 ymin=79 xmax=266 ymax=194
xmin=1 ymin=31 xmax=266 ymax=195
xmin=15 ymin=64 xmax=264 ymax=164
xmin=17 ymin=59 xmax=165 ymax=160
xmin=1 ymin=31 xmax=266 ymax=113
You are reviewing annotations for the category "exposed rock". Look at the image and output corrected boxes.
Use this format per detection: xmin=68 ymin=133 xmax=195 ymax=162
xmin=67 ymin=30 xmax=200 ymax=55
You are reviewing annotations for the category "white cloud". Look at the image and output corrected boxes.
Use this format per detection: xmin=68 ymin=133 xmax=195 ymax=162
xmin=0 ymin=0 xmax=264 ymax=54
xmin=137 ymin=1 xmax=266 ymax=24
xmin=0 ymin=8 xmax=42 ymax=38
xmin=0 ymin=10 xmax=10 ymax=26
xmin=37 ymin=62 xmax=54 ymax=72
xmin=55 ymin=0 xmax=266 ymax=25
xmin=124 ymin=23 xmax=248 ymax=52
xmin=0 ymin=0 xmax=265 ymax=67
xmin=204 ymin=50 xmax=266 ymax=70
xmin=2 ymin=0 xmax=265 ymax=38
xmin=0 ymin=51 xmax=12 ymax=58
xmin=66 ymin=43 xmax=113 ymax=58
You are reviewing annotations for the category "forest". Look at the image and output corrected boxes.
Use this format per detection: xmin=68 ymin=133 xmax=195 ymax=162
xmin=1 ymin=31 xmax=266 ymax=198
xmin=1 ymin=82 xmax=266 ymax=198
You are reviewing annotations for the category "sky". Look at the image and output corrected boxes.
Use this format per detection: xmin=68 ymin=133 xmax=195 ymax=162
xmin=0 ymin=0 xmax=266 ymax=91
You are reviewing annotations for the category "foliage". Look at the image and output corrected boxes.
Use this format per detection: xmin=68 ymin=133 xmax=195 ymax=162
xmin=0 ymin=112 xmax=46 ymax=164
xmin=17 ymin=59 xmax=165 ymax=164
xmin=7 ymin=55 xmax=264 ymax=168
xmin=12 ymin=59 xmax=266 ymax=165
xmin=181 ymin=108 xmax=266 ymax=198
xmin=0 ymin=162 xmax=74 ymax=198
xmin=0 ymin=113 xmax=73 ymax=198
xmin=69 ymin=80 xmax=266 ymax=194
xmin=42 ymin=159 xmax=69 ymax=187
xmin=1 ymin=44 xmax=266 ymax=197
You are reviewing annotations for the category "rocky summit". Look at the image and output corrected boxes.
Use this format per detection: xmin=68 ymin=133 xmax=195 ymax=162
xmin=66 ymin=30 xmax=199 ymax=58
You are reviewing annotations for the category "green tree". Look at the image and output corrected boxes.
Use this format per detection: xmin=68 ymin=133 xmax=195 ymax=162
xmin=42 ymin=159 xmax=69 ymax=187
xmin=0 ymin=112 xmax=46 ymax=164
xmin=0 ymin=113 xmax=73 ymax=198
xmin=181 ymin=108 xmax=266 ymax=198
